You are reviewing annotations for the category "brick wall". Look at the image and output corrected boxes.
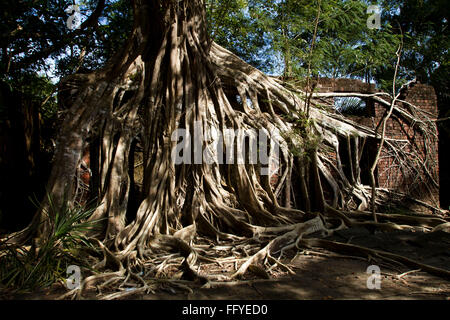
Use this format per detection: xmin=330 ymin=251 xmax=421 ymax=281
xmin=375 ymin=83 xmax=439 ymax=207
xmin=315 ymin=78 xmax=440 ymax=209
xmin=316 ymin=78 xmax=376 ymax=94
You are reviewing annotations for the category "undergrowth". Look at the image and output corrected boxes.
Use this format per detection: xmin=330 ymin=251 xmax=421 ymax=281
xmin=0 ymin=194 xmax=101 ymax=292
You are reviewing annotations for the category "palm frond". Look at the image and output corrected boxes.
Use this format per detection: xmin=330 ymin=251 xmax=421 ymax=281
xmin=0 ymin=193 xmax=102 ymax=292
xmin=334 ymin=97 xmax=367 ymax=116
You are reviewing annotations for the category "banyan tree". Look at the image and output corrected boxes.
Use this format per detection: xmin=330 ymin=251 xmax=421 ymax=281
xmin=7 ymin=0 xmax=449 ymax=296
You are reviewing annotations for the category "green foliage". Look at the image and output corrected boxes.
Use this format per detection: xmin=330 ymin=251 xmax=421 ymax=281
xmin=283 ymin=115 xmax=321 ymax=161
xmin=378 ymin=0 xmax=449 ymax=85
xmin=0 ymin=194 xmax=101 ymax=292
xmin=283 ymin=0 xmax=399 ymax=80
xmin=1 ymin=0 xmax=132 ymax=77
xmin=206 ymin=0 xmax=274 ymax=71
xmin=206 ymin=0 xmax=445 ymax=91
xmin=209 ymin=0 xmax=401 ymax=79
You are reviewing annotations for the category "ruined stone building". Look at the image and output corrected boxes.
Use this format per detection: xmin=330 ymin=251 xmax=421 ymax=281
xmin=315 ymin=78 xmax=440 ymax=211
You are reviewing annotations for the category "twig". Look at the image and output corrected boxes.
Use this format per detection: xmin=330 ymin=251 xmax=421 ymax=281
xmin=398 ymin=269 xmax=421 ymax=279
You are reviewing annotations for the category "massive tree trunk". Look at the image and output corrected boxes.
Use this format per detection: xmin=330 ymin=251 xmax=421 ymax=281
xmin=21 ymin=0 xmax=447 ymax=288
xmin=40 ymin=0 xmax=313 ymax=244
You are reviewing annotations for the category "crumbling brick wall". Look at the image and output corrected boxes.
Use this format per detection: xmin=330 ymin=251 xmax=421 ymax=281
xmin=375 ymin=83 xmax=439 ymax=207
xmin=316 ymin=78 xmax=440 ymax=209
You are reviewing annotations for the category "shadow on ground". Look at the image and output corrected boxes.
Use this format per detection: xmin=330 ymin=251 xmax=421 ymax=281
xmin=144 ymin=229 xmax=450 ymax=300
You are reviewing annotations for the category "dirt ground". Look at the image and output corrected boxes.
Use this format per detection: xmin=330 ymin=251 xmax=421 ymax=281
xmin=1 ymin=228 xmax=449 ymax=300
